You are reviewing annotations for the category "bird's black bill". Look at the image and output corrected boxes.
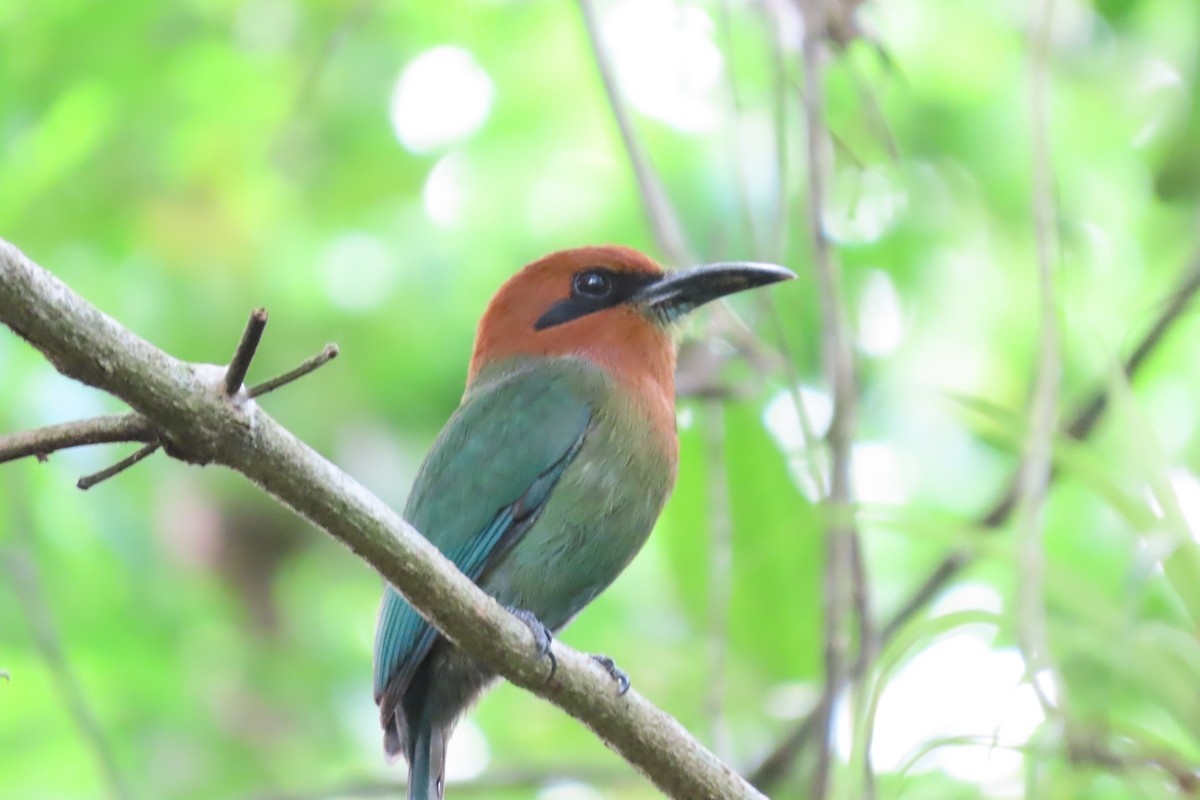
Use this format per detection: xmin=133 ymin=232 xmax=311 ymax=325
xmin=631 ymin=262 xmax=796 ymax=322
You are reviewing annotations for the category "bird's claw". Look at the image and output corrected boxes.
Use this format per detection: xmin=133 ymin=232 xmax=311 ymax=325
xmin=590 ymin=653 xmax=630 ymax=696
xmin=509 ymin=607 xmax=557 ymax=682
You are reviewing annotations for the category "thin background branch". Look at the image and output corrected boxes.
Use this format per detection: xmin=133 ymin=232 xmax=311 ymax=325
xmin=1015 ymin=0 xmax=1063 ymax=722
xmin=798 ymin=5 xmax=874 ymax=797
xmin=270 ymin=0 xmax=383 ymax=167
xmin=703 ymin=399 xmax=734 ymax=759
xmin=719 ymin=0 xmax=766 ymax=256
xmin=759 ymin=0 xmax=793 ymax=263
xmin=0 ymin=479 xmax=133 ymax=800
xmin=749 ymin=246 xmax=1200 ymax=793
xmin=577 ymin=0 xmax=695 ymax=267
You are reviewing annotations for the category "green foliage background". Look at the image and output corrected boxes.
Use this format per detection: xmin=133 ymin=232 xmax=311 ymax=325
xmin=2 ymin=0 xmax=1199 ymax=798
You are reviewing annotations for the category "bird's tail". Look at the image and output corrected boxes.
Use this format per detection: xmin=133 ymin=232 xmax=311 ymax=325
xmin=407 ymin=725 xmax=446 ymax=800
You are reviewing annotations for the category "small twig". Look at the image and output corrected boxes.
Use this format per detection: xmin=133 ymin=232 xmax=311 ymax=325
xmin=0 ymin=413 xmax=153 ymax=465
xmin=1 ymin=341 xmax=339 ymax=491
xmin=226 ymin=308 xmax=269 ymax=396
xmin=77 ymin=443 xmax=159 ymax=491
xmin=249 ymin=344 xmax=339 ymax=398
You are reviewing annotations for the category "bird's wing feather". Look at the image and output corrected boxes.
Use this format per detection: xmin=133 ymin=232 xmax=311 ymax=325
xmin=373 ymin=361 xmax=594 ymax=703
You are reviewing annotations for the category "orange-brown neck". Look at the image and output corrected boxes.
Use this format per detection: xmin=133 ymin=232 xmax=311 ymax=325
xmin=469 ymin=303 xmax=678 ymax=461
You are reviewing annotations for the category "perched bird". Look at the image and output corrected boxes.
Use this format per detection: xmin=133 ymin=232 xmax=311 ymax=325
xmin=373 ymin=245 xmax=793 ymax=799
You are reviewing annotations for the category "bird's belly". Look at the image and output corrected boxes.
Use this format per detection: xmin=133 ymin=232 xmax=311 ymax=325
xmin=479 ymin=435 xmax=670 ymax=631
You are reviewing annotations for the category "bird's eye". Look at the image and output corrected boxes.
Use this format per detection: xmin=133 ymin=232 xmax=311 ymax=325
xmin=573 ymin=269 xmax=613 ymax=299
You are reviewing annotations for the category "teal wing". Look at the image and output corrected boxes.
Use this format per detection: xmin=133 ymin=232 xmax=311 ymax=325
xmin=373 ymin=362 xmax=594 ymax=703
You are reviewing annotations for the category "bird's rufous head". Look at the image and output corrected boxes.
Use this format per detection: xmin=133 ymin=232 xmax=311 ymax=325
xmin=468 ymin=245 xmax=793 ymax=424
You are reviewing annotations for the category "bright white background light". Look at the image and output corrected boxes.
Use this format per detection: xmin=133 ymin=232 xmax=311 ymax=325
xmin=1167 ymin=468 xmax=1200 ymax=542
xmin=857 ymin=269 xmax=906 ymax=356
xmin=390 ymin=46 xmax=495 ymax=154
xmin=826 ymin=167 xmax=908 ymax=245
xmin=423 ymin=152 xmax=467 ymax=228
xmin=602 ymin=0 xmax=725 ymax=132
xmin=538 ymin=781 xmax=606 ymax=800
xmin=444 ymin=719 xmax=489 ymax=784
xmin=322 ymin=231 xmax=397 ymax=311
xmin=842 ymin=585 xmax=1046 ymax=793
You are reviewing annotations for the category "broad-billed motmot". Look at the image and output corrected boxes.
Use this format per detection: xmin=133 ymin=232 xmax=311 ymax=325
xmin=373 ymin=246 xmax=793 ymax=799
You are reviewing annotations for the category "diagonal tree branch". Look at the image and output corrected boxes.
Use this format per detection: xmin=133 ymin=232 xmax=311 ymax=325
xmin=0 ymin=237 xmax=764 ymax=800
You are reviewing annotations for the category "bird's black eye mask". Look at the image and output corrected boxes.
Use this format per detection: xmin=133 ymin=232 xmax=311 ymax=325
xmin=533 ymin=268 xmax=660 ymax=331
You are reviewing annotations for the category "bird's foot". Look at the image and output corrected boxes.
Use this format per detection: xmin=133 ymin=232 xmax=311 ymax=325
xmin=508 ymin=607 xmax=557 ymax=682
xmin=590 ymin=653 xmax=631 ymax=696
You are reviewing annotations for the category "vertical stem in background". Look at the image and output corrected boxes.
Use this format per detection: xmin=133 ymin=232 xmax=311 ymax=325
xmin=761 ymin=0 xmax=793 ymax=264
xmin=764 ymin=298 xmax=830 ymax=500
xmin=703 ymin=400 xmax=734 ymax=759
xmin=719 ymin=0 xmax=765 ymax=257
xmin=577 ymin=0 xmax=696 ymax=267
xmin=754 ymin=0 xmax=823 ymax=507
xmin=1019 ymin=0 xmax=1063 ymax=719
xmin=0 ymin=480 xmax=134 ymax=800
xmin=270 ymin=0 xmax=382 ymax=167
xmin=799 ymin=8 xmax=874 ymax=798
